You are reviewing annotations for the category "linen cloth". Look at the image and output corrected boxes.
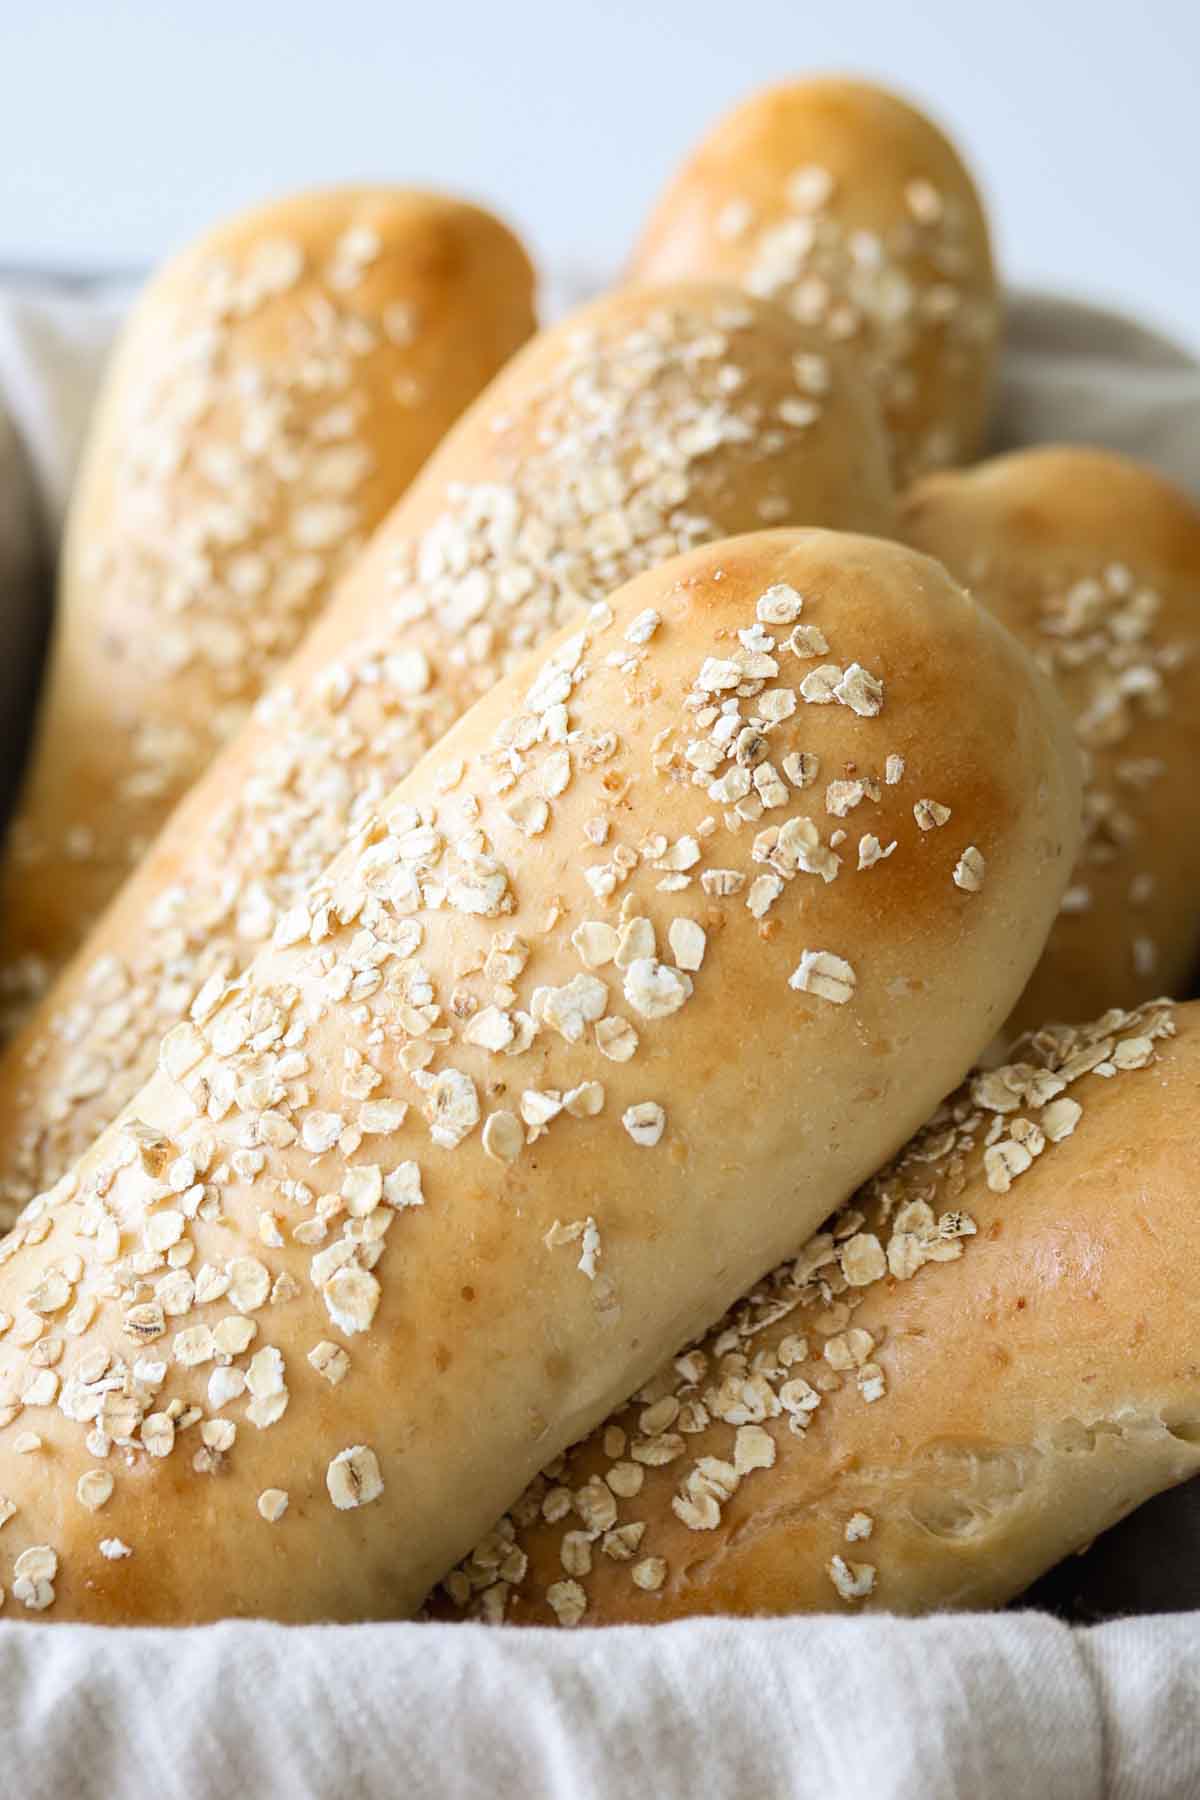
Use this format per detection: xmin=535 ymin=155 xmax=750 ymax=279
xmin=0 ymin=281 xmax=1196 ymax=1800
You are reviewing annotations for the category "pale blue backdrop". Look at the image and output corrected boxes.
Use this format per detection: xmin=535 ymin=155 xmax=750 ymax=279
xmin=1 ymin=0 xmax=1195 ymax=347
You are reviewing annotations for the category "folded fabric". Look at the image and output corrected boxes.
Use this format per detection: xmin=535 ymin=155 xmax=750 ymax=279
xmin=991 ymin=291 xmax=1200 ymax=494
xmin=0 ymin=278 xmax=126 ymax=821
xmin=0 ymin=1611 xmax=1196 ymax=1800
xmin=0 ymin=276 xmax=1196 ymax=1800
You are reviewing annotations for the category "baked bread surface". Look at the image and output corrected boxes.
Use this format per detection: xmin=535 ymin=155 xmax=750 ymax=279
xmin=0 ymin=186 xmax=537 ymax=995
xmin=435 ymin=997 xmax=1199 ymax=1625
xmin=0 ymin=283 xmax=894 ymax=1224
xmin=0 ymin=528 xmax=1079 ymax=1624
xmin=902 ymin=446 xmax=1200 ymax=1037
xmin=629 ymin=77 xmax=1000 ymax=486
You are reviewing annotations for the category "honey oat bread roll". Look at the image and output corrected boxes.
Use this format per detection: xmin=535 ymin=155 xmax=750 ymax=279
xmin=437 ymin=997 xmax=1198 ymax=1626
xmin=0 ymin=187 xmax=536 ymax=1002
xmin=629 ymin=78 xmax=999 ymax=487
xmin=0 ymin=283 xmax=895 ymax=1225
xmin=901 ymin=447 xmax=1200 ymax=1038
xmin=0 ymin=530 xmax=1079 ymax=1624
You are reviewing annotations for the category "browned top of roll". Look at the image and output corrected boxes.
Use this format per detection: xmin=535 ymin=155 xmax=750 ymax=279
xmin=0 ymin=528 xmax=1078 ymax=1625
xmin=902 ymin=446 xmax=1200 ymax=1036
xmin=629 ymin=77 xmax=999 ymax=486
xmin=1 ymin=185 xmax=536 ymax=990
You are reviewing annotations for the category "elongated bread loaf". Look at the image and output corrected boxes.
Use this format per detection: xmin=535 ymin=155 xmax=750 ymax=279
xmin=628 ymin=78 xmax=999 ymax=486
xmin=0 ymin=187 xmax=536 ymax=1001
xmin=901 ymin=447 xmax=1200 ymax=1037
xmin=0 ymin=529 xmax=1079 ymax=1624
xmin=436 ymin=997 xmax=1197 ymax=1625
xmin=0 ymin=283 xmax=895 ymax=1225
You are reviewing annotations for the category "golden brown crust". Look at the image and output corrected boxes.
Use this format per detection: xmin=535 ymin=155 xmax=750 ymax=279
xmin=628 ymin=78 xmax=999 ymax=487
xmin=0 ymin=283 xmax=895 ymax=1225
xmin=0 ymin=529 xmax=1078 ymax=1625
xmin=1 ymin=186 xmax=536 ymax=991
xmin=901 ymin=446 xmax=1200 ymax=1036
xmin=435 ymin=997 xmax=1200 ymax=1626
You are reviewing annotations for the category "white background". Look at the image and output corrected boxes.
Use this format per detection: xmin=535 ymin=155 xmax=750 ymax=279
xmin=1 ymin=0 xmax=1196 ymax=348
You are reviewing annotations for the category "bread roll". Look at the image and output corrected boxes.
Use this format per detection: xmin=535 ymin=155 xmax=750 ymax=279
xmin=0 ymin=187 xmax=537 ymax=1004
xmin=0 ymin=529 xmax=1078 ymax=1624
xmin=436 ymin=996 xmax=1196 ymax=1625
xmin=0 ymin=283 xmax=895 ymax=1226
xmin=629 ymin=78 xmax=999 ymax=487
xmin=901 ymin=447 xmax=1200 ymax=1037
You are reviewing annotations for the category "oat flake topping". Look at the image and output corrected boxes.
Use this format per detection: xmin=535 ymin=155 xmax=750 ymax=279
xmin=3 ymin=219 xmax=452 ymax=1023
xmin=441 ymin=999 xmax=1174 ymax=1625
xmin=0 ymin=299 xmax=877 ymax=1225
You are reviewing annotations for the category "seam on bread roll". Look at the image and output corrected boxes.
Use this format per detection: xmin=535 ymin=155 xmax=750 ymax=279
xmin=0 ymin=283 xmax=895 ymax=1226
xmin=628 ymin=77 xmax=1000 ymax=486
xmin=0 ymin=529 xmax=1078 ymax=1624
xmin=435 ymin=996 xmax=1194 ymax=1625
xmin=0 ymin=187 xmax=537 ymax=1011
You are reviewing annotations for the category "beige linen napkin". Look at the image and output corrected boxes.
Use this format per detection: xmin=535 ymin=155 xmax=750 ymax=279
xmin=0 ymin=278 xmax=125 ymax=821
xmin=0 ymin=1610 xmax=1196 ymax=1800
xmin=0 ymin=281 xmax=1196 ymax=1800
